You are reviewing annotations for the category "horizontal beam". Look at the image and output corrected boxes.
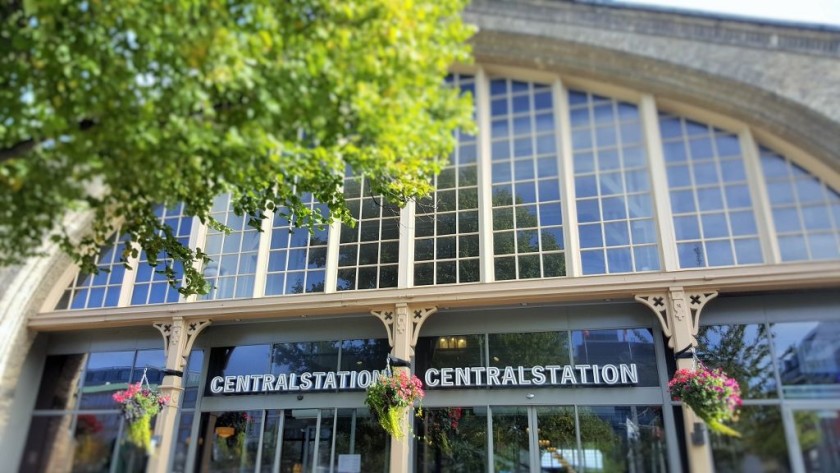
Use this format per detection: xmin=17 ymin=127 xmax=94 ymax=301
xmin=28 ymin=262 xmax=840 ymax=332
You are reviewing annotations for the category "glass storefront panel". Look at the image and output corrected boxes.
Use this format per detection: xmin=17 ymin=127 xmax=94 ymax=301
xmin=20 ymin=414 xmax=75 ymax=473
xmin=339 ymin=339 xmax=391 ymax=373
xmin=34 ymin=354 xmax=86 ymax=411
xmin=280 ymin=410 xmax=320 ymax=473
xmin=710 ymin=405 xmax=791 ymax=473
xmin=489 ymin=331 xmax=570 ymax=367
xmin=204 ymin=410 xmax=263 ymax=473
xmin=331 ymin=408 xmax=390 ymax=473
xmin=206 ymin=345 xmax=271 ymax=396
xmin=80 ymin=351 xmax=135 ymax=410
xmin=697 ymin=324 xmax=777 ymax=398
xmin=183 ymin=350 xmax=204 ymax=409
xmin=795 ymin=409 xmax=840 ymax=473
xmin=416 ymin=407 xmax=487 ymax=472
xmin=260 ymin=410 xmax=282 ymax=473
xmin=578 ymin=405 xmax=667 ymax=472
xmin=74 ymin=413 xmax=123 ymax=473
xmin=571 ymin=329 xmax=658 ymax=387
xmin=492 ymin=406 xmax=531 ymax=473
xmin=416 ymin=334 xmax=486 ymax=375
xmin=171 ymin=412 xmax=194 ymax=473
xmin=271 ymin=341 xmax=341 ymax=375
xmin=535 ymin=407 xmax=577 ymax=472
xmin=771 ymin=321 xmax=840 ymax=399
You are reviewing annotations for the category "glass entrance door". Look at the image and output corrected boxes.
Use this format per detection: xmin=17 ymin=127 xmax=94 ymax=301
xmin=195 ymin=408 xmax=388 ymax=473
xmin=418 ymin=404 xmax=668 ymax=473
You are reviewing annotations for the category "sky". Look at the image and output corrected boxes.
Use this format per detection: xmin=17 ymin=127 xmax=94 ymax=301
xmin=619 ymin=0 xmax=840 ymax=27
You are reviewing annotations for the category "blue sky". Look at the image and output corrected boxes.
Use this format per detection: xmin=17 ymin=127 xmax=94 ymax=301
xmin=620 ymin=0 xmax=840 ymax=26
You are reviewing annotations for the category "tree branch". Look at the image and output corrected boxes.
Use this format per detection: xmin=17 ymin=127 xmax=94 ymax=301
xmin=0 ymin=118 xmax=97 ymax=164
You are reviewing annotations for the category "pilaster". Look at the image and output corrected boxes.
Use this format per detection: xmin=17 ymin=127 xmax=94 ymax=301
xmin=636 ymin=288 xmax=717 ymax=473
xmin=147 ymin=317 xmax=211 ymax=473
xmin=371 ymin=304 xmax=437 ymax=473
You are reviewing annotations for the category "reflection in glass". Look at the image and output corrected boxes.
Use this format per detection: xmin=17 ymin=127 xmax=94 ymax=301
xmin=80 ymin=351 xmax=135 ymax=410
xmin=206 ymin=345 xmax=271 ymax=396
xmin=578 ymin=405 xmax=667 ymax=472
xmin=171 ymin=412 xmax=194 ymax=473
xmin=535 ymin=407 xmax=577 ymax=472
xmin=331 ymin=408 xmax=390 ymax=473
xmin=416 ymin=407 xmax=487 ymax=472
xmin=206 ymin=411 xmax=263 ymax=473
xmin=571 ymin=329 xmax=658 ymax=386
xmin=710 ymin=405 xmax=791 ymax=472
xmin=771 ymin=321 xmax=840 ymax=398
xmin=697 ymin=324 xmax=776 ymax=398
xmin=339 ymin=339 xmax=391 ymax=373
xmin=271 ymin=341 xmax=340 ymax=375
xmin=182 ymin=350 xmax=204 ymax=409
xmin=492 ymin=407 xmax=531 ymax=473
xmin=489 ymin=331 xmax=570 ymax=367
xmin=280 ymin=409 xmax=319 ymax=473
xmin=415 ymin=335 xmax=485 ymax=379
xmin=35 ymin=355 xmax=86 ymax=410
xmin=20 ymin=415 xmax=74 ymax=473
xmin=795 ymin=409 xmax=840 ymax=473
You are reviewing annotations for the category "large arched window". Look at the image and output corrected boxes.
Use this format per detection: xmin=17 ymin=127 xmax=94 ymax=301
xmin=51 ymin=69 xmax=840 ymax=311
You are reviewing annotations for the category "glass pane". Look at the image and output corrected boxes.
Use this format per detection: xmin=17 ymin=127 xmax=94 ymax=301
xmin=35 ymin=354 xmax=85 ymax=410
xmin=416 ymin=407 xmax=487 ymax=472
xmin=771 ymin=321 xmax=840 ymax=398
xmin=571 ymin=329 xmax=659 ymax=387
xmin=332 ymin=408 xmax=390 ymax=473
xmin=80 ymin=351 xmax=135 ymax=410
xmin=20 ymin=414 xmax=74 ymax=473
xmin=259 ymin=410 xmax=282 ymax=473
xmin=204 ymin=411 xmax=263 ymax=473
xmin=171 ymin=412 xmax=194 ymax=473
xmin=795 ymin=409 xmax=840 ymax=473
xmin=535 ymin=407 xmax=577 ymax=472
xmin=340 ymin=339 xmax=391 ymax=373
xmin=416 ymin=334 xmax=486 ymax=377
xmin=206 ymin=345 xmax=271 ymax=396
xmin=578 ymin=405 xmax=667 ymax=472
xmin=489 ymin=332 xmax=570 ymax=367
xmin=696 ymin=325 xmax=777 ymax=398
xmin=182 ymin=351 xmax=205 ymax=409
xmin=492 ymin=407 xmax=531 ymax=473
xmin=280 ymin=409 xmax=319 ymax=473
xmin=271 ymin=341 xmax=341 ymax=375
xmin=710 ymin=405 xmax=791 ymax=472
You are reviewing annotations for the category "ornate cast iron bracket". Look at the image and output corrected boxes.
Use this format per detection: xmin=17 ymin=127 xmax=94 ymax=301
xmin=635 ymin=289 xmax=717 ymax=349
xmin=153 ymin=317 xmax=212 ymax=371
xmin=371 ymin=304 xmax=438 ymax=351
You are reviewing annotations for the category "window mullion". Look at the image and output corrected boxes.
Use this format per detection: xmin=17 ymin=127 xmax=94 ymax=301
xmin=640 ymin=95 xmax=679 ymax=272
xmin=324 ymin=208 xmax=341 ymax=294
xmin=739 ymin=128 xmax=781 ymax=264
xmin=476 ymin=67 xmax=495 ymax=283
xmin=555 ymin=79 xmax=581 ymax=277
xmin=184 ymin=217 xmax=208 ymax=303
xmin=117 ymin=241 xmax=140 ymax=307
xmin=399 ymin=200 xmax=415 ymax=287
xmin=252 ymin=211 xmax=275 ymax=298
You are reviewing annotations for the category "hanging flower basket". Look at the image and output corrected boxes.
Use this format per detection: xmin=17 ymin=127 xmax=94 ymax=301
xmin=365 ymin=370 xmax=424 ymax=439
xmin=668 ymin=365 xmax=742 ymax=437
xmin=112 ymin=381 xmax=170 ymax=452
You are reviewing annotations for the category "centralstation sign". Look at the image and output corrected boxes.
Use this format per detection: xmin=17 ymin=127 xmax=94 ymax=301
xmin=208 ymin=363 xmax=639 ymax=395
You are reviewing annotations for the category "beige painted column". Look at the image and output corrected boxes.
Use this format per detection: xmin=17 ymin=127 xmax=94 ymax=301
xmin=637 ymin=288 xmax=717 ymax=473
xmin=147 ymin=317 xmax=211 ymax=473
xmin=372 ymin=304 xmax=437 ymax=473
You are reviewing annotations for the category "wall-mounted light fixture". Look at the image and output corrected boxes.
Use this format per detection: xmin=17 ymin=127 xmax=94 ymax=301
xmin=437 ymin=336 xmax=468 ymax=350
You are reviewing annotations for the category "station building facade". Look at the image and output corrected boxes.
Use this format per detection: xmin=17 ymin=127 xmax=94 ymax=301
xmin=2 ymin=1 xmax=840 ymax=472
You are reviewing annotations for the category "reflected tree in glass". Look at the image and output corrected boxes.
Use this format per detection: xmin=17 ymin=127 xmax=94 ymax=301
xmin=492 ymin=407 xmax=531 ymax=473
xmin=696 ymin=324 xmax=776 ymax=398
xmin=710 ymin=405 xmax=792 ymax=473
xmin=578 ymin=406 xmax=667 ymax=473
xmin=416 ymin=407 xmax=487 ymax=472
